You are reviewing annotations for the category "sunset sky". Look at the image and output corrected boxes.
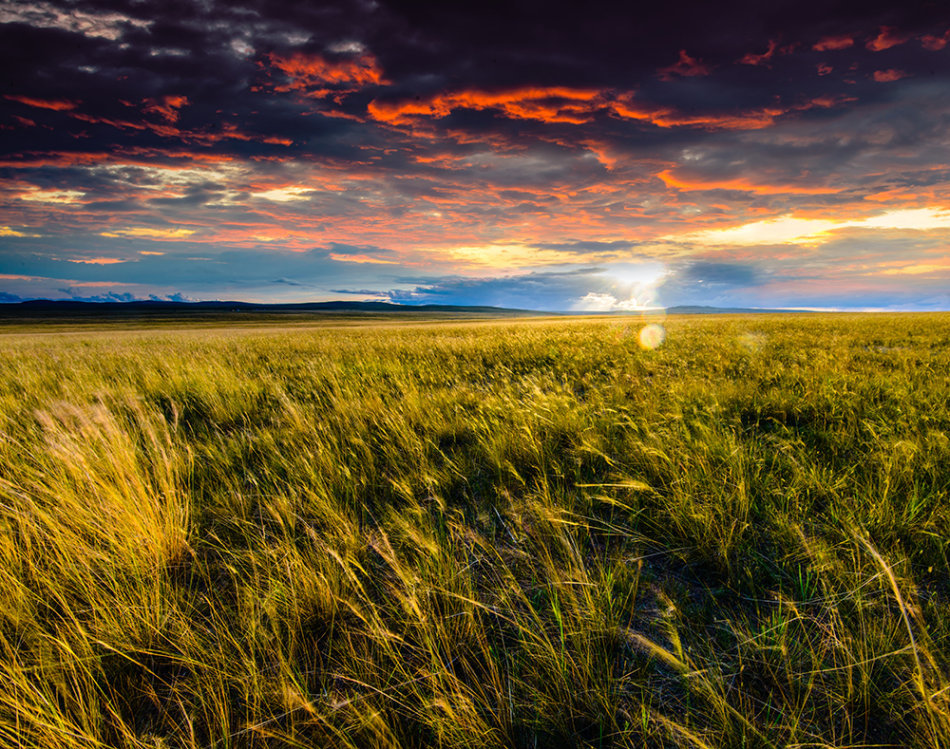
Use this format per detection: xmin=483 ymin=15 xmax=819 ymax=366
xmin=1 ymin=0 xmax=949 ymax=310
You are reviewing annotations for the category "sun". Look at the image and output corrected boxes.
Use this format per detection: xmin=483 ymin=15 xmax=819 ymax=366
xmin=609 ymin=262 xmax=667 ymax=288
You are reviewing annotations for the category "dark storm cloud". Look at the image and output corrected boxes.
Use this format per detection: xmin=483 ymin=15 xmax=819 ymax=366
xmin=3 ymin=0 xmax=948 ymax=164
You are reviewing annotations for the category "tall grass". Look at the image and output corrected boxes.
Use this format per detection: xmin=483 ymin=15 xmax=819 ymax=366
xmin=0 ymin=313 xmax=948 ymax=746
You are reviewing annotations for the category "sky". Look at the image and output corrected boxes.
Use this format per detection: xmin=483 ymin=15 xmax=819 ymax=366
xmin=1 ymin=0 xmax=949 ymax=311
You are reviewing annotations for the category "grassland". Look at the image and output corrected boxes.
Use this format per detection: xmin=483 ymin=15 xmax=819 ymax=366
xmin=0 ymin=312 xmax=948 ymax=748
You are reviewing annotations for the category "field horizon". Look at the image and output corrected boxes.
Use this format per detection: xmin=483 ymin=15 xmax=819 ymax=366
xmin=1 ymin=312 xmax=948 ymax=747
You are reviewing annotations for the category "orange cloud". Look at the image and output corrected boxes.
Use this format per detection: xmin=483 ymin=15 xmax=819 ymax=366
xmin=71 ymin=111 xmax=148 ymax=131
xmin=370 ymin=87 xmax=836 ymax=133
xmin=68 ymin=257 xmax=124 ymax=265
xmin=68 ymin=111 xmax=291 ymax=147
xmin=143 ymin=95 xmax=189 ymax=123
xmin=369 ymin=86 xmax=604 ymax=126
xmin=921 ymin=30 xmax=950 ymax=51
xmin=611 ymin=93 xmax=852 ymax=131
xmin=643 ymin=107 xmax=785 ymax=130
xmin=4 ymin=95 xmax=78 ymax=111
xmin=813 ymin=35 xmax=854 ymax=51
xmin=659 ymin=49 xmax=711 ymax=80
xmin=920 ymin=29 xmax=950 ymax=52
xmin=739 ymin=40 xmax=778 ymax=66
xmin=657 ymin=169 xmax=838 ymax=195
xmin=810 ymin=94 xmax=857 ymax=108
xmin=867 ymin=26 xmax=908 ymax=51
xmin=268 ymin=52 xmax=387 ymax=97
xmin=873 ymin=69 xmax=907 ymax=82
xmin=580 ymin=140 xmax=620 ymax=170
xmin=101 ymin=227 xmax=195 ymax=240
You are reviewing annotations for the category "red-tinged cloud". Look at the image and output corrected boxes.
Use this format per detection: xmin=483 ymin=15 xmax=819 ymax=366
xmin=369 ymin=86 xmax=605 ymax=126
xmin=657 ymin=169 xmax=839 ymax=195
xmin=143 ymin=95 xmax=189 ymax=123
xmin=612 ymin=93 xmax=853 ymax=130
xmin=368 ymin=87 xmax=848 ymax=133
xmin=658 ymin=49 xmax=711 ymax=80
xmin=68 ymin=257 xmax=124 ymax=265
xmin=921 ymin=30 xmax=950 ymax=51
xmin=267 ymin=52 xmax=387 ymax=97
xmin=817 ymin=63 xmax=833 ymax=76
xmin=873 ymin=69 xmax=907 ymax=83
xmin=0 ymin=149 xmax=240 ymax=170
xmin=4 ymin=95 xmax=78 ymax=111
xmin=809 ymin=94 xmax=857 ymax=108
xmin=68 ymin=110 xmax=291 ymax=146
xmin=639 ymin=107 xmax=785 ymax=130
xmin=739 ymin=40 xmax=778 ymax=66
xmin=813 ymin=35 xmax=854 ymax=51
xmin=867 ymin=26 xmax=909 ymax=52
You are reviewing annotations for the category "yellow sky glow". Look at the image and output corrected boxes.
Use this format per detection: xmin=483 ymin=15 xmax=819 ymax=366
xmin=255 ymin=186 xmax=315 ymax=202
xmin=68 ymin=257 xmax=124 ymax=264
xmin=449 ymin=243 xmax=583 ymax=267
xmin=676 ymin=206 xmax=950 ymax=246
xmin=18 ymin=189 xmax=86 ymax=204
xmin=101 ymin=227 xmax=196 ymax=239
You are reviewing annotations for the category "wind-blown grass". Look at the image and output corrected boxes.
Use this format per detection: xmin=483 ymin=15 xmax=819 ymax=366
xmin=0 ymin=313 xmax=948 ymax=747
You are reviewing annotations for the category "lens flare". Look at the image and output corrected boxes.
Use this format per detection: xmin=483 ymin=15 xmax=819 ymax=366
xmin=638 ymin=323 xmax=666 ymax=350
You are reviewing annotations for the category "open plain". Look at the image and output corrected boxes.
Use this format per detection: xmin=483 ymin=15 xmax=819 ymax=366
xmin=0 ymin=312 xmax=948 ymax=747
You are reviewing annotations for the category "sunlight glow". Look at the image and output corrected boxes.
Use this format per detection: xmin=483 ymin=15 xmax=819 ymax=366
xmin=255 ymin=186 xmax=316 ymax=202
xmin=573 ymin=262 xmax=668 ymax=311
xmin=449 ymin=244 xmax=580 ymax=267
xmin=675 ymin=206 xmax=950 ymax=247
xmin=859 ymin=207 xmax=950 ymax=231
xmin=679 ymin=216 xmax=840 ymax=246
xmin=638 ymin=323 xmax=666 ymax=349
xmin=101 ymin=227 xmax=195 ymax=239
xmin=18 ymin=189 xmax=85 ymax=204
xmin=68 ymin=257 xmax=124 ymax=265
xmin=608 ymin=262 xmax=667 ymax=287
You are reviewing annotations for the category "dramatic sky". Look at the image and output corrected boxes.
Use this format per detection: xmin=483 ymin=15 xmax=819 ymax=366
xmin=1 ymin=0 xmax=949 ymax=310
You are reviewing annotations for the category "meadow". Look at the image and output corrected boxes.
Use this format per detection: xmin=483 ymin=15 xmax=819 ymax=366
xmin=0 ymin=312 xmax=948 ymax=748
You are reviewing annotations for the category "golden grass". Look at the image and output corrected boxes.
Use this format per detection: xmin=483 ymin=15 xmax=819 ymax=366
xmin=0 ymin=312 xmax=947 ymax=747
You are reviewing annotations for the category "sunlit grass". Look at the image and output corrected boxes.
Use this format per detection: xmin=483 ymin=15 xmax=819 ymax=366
xmin=0 ymin=312 xmax=948 ymax=747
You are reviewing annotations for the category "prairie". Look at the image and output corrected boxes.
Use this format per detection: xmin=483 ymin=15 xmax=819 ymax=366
xmin=0 ymin=312 xmax=948 ymax=747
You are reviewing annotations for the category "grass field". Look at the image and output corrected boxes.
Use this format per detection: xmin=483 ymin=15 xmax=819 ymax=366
xmin=0 ymin=312 xmax=948 ymax=748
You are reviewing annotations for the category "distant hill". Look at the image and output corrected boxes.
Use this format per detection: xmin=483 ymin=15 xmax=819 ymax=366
xmin=0 ymin=299 xmax=808 ymax=320
xmin=0 ymin=299 xmax=542 ymax=319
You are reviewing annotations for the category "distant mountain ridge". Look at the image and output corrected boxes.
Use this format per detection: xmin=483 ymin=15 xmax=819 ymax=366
xmin=0 ymin=299 xmax=540 ymax=317
xmin=0 ymin=299 xmax=803 ymax=317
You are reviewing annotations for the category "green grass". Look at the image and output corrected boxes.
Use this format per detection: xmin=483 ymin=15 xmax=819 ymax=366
xmin=0 ymin=312 xmax=948 ymax=747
